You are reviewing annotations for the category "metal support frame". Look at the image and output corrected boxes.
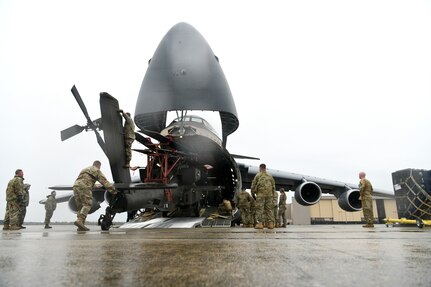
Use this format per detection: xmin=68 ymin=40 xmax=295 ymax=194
xmin=145 ymin=143 xmax=181 ymax=184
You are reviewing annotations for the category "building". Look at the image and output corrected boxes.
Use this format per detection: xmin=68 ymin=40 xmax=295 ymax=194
xmin=288 ymin=194 xmax=397 ymax=225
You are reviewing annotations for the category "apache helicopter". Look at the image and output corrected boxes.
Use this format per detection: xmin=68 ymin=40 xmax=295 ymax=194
xmin=44 ymin=22 xmax=390 ymax=230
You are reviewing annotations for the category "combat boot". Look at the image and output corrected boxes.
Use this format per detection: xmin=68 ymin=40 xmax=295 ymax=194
xmin=268 ymin=222 xmax=274 ymax=229
xmin=254 ymin=222 xmax=264 ymax=229
xmin=74 ymin=215 xmax=90 ymax=231
xmin=44 ymin=225 xmax=52 ymax=229
xmin=3 ymin=225 xmax=9 ymax=230
xmin=9 ymin=225 xmax=21 ymax=230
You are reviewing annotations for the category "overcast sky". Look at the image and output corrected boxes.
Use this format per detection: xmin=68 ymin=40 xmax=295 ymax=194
xmin=1 ymin=0 xmax=430 ymax=223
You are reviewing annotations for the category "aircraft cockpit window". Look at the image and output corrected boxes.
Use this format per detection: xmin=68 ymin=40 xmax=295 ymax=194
xmin=167 ymin=115 xmax=219 ymax=136
xmin=190 ymin=117 xmax=202 ymax=123
xmin=202 ymin=119 xmax=217 ymax=134
xmin=168 ymin=127 xmax=179 ymax=134
xmin=202 ymin=119 xmax=210 ymax=127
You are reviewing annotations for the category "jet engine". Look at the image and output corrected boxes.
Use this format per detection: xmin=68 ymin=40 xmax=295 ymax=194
xmin=294 ymin=181 xmax=322 ymax=206
xmin=68 ymin=195 xmax=102 ymax=214
xmin=338 ymin=188 xmax=362 ymax=211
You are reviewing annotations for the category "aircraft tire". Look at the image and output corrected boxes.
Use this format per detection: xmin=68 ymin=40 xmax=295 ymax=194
xmin=416 ymin=219 xmax=424 ymax=229
xmin=101 ymin=220 xmax=111 ymax=231
xmin=98 ymin=214 xmax=112 ymax=231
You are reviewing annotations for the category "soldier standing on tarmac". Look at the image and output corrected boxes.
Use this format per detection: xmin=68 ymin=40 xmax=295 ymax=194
xmin=359 ymin=171 xmax=374 ymax=228
xmin=251 ymin=163 xmax=276 ymax=229
xmin=73 ymin=161 xmax=117 ymax=231
xmin=44 ymin=191 xmax=57 ymax=229
xmin=119 ymin=110 xmax=135 ymax=168
xmin=19 ymin=183 xmax=30 ymax=229
xmin=273 ymin=191 xmax=279 ymax=227
xmin=3 ymin=169 xmax=25 ymax=230
xmin=278 ymin=188 xmax=287 ymax=227
xmin=236 ymin=188 xmax=254 ymax=227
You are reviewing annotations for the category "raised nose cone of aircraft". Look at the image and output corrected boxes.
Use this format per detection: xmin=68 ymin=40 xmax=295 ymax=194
xmin=135 ymin=22 xmax=238 ymax=142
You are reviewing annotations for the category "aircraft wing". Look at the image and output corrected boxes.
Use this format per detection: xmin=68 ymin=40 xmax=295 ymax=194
xmin=238 ymin=163 xmax=393 ymax=212
xmin=239 ymin=163 xmax=391 ymax=195
xmin=231 ymin=154 xmax=260 ymax=160
xmin=38 ymin=191 xmax=73 ymax=204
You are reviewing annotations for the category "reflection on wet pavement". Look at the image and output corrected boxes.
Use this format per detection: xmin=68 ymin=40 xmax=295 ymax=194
xmin=0 ymin=225 xmax=430 ymax=287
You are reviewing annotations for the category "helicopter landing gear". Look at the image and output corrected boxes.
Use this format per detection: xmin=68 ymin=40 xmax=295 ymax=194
xmin=98 ymin=192 xmax=122 ymax=230
xmin=98 ymin=205 xmax=116 ymax=231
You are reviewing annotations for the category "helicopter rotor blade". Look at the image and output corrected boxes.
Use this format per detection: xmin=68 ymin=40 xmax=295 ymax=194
xmin=93 ymin=130 xmax=107 ymax=156
xmin=71 ymin=85 xmax=93 ymax=124
xmin=60 ymin=125 xmax=85 ymax=141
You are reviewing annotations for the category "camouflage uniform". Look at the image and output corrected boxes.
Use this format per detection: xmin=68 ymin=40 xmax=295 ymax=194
xmin=250 ymin=197 xmax=257 ymax=227
xmin=73 ymin=165 xmax=116 ymax=230
xmin=19 ymin=184 xmax=30 ymax=227
xmin=44 ymin=192 xmax=57 ymax=228
xmin=359 ymin=178 xmax=374 ymax=226
xmin=122 ymin=112 xmax=135 ymax=167
xmin=236 ymin=189 xmax=254 ymax=227
xmin=273 ymin=192 xmax=279 ymax=227
xmin=278 ymin=190 xmax=287 ymax=227
xmin=218 ymin=199 xmax=232 ymax=216
xmin=3 ymin=175 xmax=25 ymax=230
xmin=251 ymin=170 xmax=276 ymax=229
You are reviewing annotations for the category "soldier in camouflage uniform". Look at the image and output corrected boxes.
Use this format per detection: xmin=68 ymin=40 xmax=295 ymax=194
xmin=19 ymin=183 xmax=30 ymax=229
xmin=273 ymin=191 xmax=279 ymax=227
xmin=3 ymin=169 xmax=25 ymax=230
xmin=120 ymin=110 xmax=135 ymax=168
xmin=218 ymin=199 xmax=233 ymax=216
xmin=236 ymin=188 xmax=254 ymax=227
xmin=73 ymin=161 xmax=117 ymax=231
xmin=278 ymin=188 xmax=287 ymax=227
xmin=359 ymin=171 xmax=374 ymax=228
xmin=44 ymin=191 xmax=57 ymax=229
xmin=251 ymin=163 xmax=276 ymax=229
xmin=250 ymin=195 xmax=257 ymax=227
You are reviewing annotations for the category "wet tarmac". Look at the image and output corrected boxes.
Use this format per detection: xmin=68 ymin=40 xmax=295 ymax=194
xmin=1 ymin=224 xmax=430 ymax=287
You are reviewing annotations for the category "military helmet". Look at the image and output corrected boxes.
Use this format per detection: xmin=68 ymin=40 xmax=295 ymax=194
xmin=280 ymin=188 xmax=285 ymax=192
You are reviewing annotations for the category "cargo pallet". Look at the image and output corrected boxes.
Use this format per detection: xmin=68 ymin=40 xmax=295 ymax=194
xmin=390 ymin=169 xmax=431 ymax=228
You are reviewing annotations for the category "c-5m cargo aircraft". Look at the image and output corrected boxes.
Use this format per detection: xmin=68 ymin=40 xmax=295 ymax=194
xmin=41 ymin=22 xmax=391 ymax=230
